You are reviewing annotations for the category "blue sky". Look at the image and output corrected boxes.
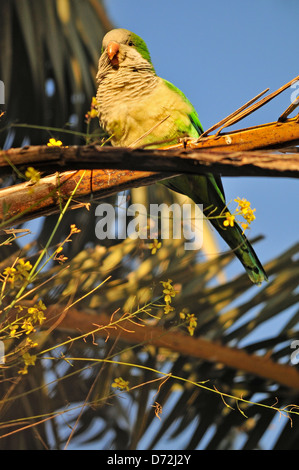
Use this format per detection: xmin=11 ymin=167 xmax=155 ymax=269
xmin=103 ymin=0 xmax=299 ymax=272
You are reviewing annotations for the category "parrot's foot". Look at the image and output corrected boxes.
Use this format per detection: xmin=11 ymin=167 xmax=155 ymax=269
xmin=179 ymin=137 xmax=193 ymax=148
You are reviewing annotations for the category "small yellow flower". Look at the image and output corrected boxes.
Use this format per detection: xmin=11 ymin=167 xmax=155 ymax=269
xmin=9 ymin=324 xmax=20 ymax=338
xmin=234 ymin=197 xmax=256 ymax=229
xmin=22 ymin=352 xmax=37 ymax=366
xmin=160 ymin=279 xmax=178 ymax=304
xmin=21 ymin=318 xmax=35 ymax=335
xmin=235 ymin=198 xmax=256 ymax=220
xmin=164 ymin=303 xmax=175 ymax=315
xmin=37 ymin=299 xmax=46 ymax=311
xmin=25 ymin=167 xmax=40 ymax=184
xmin=148 ymin=239 xmax=162 ymax=255
xmin=223 ymin=212 xmax=235 ymax=227
xmin=180 ymin=310 xmax=197 ymax=336
xmin=25 ymin=337 xmax=38 ymax=348
xmin=2 ymin=266 xmax=17 ymax=284
xmin=18 ymin=352 xmax=37 ymax=374
xmin=2 ymin=260 xmax=32 ymax=286
xmin=15 ymin=259 xmax=32 ymax=281
xmin=244 ymin=209 xmax=256 ymax=224
xmin=241 ymin=222 xmax=249 ymax=233
xmin=85 ymin=96 xmax=98 ymax=122
xmin=28 ymin=300 xmax=46 ymax=325
xmin=112 ymin=377 xmax=130 ymax=391
xmin=3 ymin=266 xmax=16 ymax=277
xmin=186 ymin=313 xmax=197 ymax=336
xmin=89 ymin=108 xmax=98 ymax=119
xmin=17 ymin=258 xmax=32 ymax=271
xmin=234 ymin=197 xmax=251 ymax=213
xmin=47 ymin=138 xmax=63 ymax=147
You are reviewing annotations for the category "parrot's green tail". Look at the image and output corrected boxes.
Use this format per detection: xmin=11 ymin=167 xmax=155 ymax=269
xmin=161 ymin=174 xmax=268 ymax=285
xmin=209 ymin=215 xmax=268 ymax=285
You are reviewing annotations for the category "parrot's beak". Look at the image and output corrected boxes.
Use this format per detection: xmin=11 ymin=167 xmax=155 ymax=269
xmin=107 ymin=41 xmax=120 ymax=66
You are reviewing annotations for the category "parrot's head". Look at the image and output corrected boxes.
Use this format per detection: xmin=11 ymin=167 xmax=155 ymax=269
xmin=96 ymin=29 xmax=156 ymax=82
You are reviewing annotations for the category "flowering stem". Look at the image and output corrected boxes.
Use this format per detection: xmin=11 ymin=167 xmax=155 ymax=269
xmin=1 ymin=171 xmax=86 ymax=319
xmin=43 ymin=356 xmax=299 ymax=419
xmin=30 ymin=170 xmax=87 ymax=280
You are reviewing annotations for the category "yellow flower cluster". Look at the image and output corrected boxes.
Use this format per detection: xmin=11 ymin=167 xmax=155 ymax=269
xmin=112 ymin=377 xmax=130 ymax=391
xmin=222 ymin=198 xmax=256 ymax=233
xmin=180 ymin=310 xmax=197 ymax=336
xmin=2 ymin=258 xmax=32 ymax=287
xmin=85 ymin=96 xmax=98 ymax=123
xmin=234 ymin=197 xmax=256 ymax=232
xmin=0 ymin=254 xmax=48 ymax=374
xmin=18 ymin=352 xmax=37 ymax=375
xmin=1 ymin=299 xmax=46 ymax=374
xmin=160 ymin=279 xmax=178 ymax=315
xmin=8 ymin=300 xmax=46 ymax=339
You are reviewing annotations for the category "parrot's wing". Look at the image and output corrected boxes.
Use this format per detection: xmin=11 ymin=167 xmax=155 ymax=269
xmin=163 ymin=79 xmax=204 ymax=135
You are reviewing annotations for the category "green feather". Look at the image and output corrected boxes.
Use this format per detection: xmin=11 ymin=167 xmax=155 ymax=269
xmin=129 ymin=32 xmax=154 ymax=67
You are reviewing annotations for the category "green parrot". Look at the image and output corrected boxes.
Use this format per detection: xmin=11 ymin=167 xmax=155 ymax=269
xmin=96 ymin=28 xmax=267 ymax=284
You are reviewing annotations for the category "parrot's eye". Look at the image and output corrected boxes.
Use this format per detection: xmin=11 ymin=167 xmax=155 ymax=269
xmin=128 ymin=41 xmax=134 ymax=46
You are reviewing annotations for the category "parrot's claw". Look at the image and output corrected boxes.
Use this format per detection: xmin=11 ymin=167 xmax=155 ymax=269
xmin=179 ymin=137 xmax=192 ymax=148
